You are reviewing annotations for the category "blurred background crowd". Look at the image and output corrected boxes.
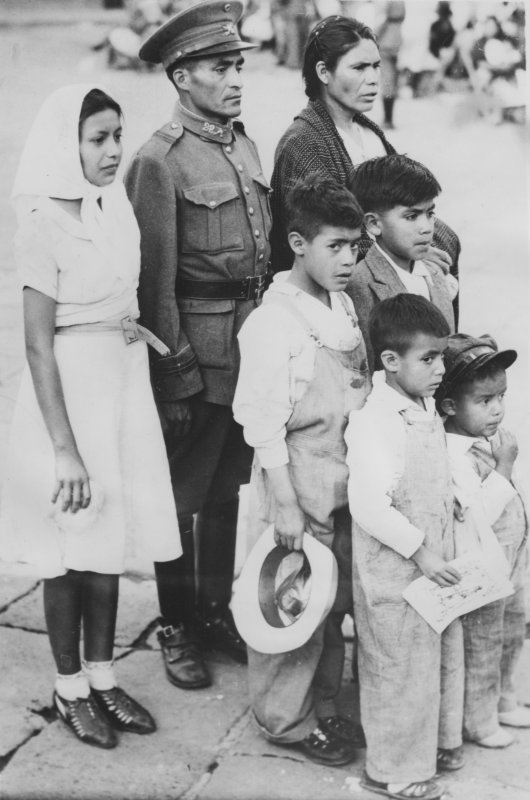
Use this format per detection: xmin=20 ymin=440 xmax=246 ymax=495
xmin=100 ymin=0 xmax=525 ymax=126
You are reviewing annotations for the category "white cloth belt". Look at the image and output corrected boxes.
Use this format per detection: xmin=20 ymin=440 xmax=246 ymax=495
xmin=55 ymin=316 xmax=170 ymax=357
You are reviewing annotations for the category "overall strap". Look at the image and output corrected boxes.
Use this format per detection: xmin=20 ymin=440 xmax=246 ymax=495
xmin=266 ymin=293 xmax=323 ymax=346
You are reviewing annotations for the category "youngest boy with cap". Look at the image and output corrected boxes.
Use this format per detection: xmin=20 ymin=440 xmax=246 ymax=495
xmin=436 ymin=333 xmax=530 ymax=748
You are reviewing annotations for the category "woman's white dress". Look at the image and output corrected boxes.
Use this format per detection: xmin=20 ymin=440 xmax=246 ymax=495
xmin=0 ymin=194 xmax=182 ymax=578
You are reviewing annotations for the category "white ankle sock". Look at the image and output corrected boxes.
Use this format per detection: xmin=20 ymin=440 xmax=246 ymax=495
xmin=83 ymin=659 xmax=117 ymax=691
xmin=55 ymin=670 xmax=90 ymax=701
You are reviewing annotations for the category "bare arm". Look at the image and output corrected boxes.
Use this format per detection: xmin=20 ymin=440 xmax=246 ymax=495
xmin=23 ymin=287 xmax=90 ymax=513
xmin=265 ymin=464 xmax=306 ymax=551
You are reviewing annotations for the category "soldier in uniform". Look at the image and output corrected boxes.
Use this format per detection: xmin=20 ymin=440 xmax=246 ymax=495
xmin=125 ymin=0 xmax=271 ymax=690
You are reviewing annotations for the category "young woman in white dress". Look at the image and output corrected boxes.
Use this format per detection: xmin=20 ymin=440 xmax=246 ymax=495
xmin=0 ymin=84 xmax=182 ymax=749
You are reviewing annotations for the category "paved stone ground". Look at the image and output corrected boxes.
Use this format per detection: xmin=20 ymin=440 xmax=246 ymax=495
xmin=0 ymin=4 xmax=529 ymax=799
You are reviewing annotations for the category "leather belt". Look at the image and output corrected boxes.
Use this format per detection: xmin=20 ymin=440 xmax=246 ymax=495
xmin=55 ymin=316 xmax=170 ymax=357
xmin=175 ymin=273 xmax=270 ymax=301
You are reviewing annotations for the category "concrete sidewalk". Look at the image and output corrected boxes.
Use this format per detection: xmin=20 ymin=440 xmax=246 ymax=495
xmin=1 ymin=570 xmax=530 ymax=800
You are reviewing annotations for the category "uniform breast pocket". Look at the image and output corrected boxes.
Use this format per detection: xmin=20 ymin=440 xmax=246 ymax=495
xmin=181 ymin=183 xmax=244 ymax=254
xmin=252 ymin=172 xmax=272 ymax=240
xmin=177 ymin=298 xmax=235 ymax=372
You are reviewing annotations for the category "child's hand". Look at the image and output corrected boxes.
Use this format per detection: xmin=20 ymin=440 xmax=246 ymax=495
xmin=274 ymin=502 xmax=306 ymax=551
xmin=52 ymin=451 xmax=91 ymax=513
xmin=492 ymin=428 xmax=518 ymax=480
xmin=412 ymin=545 xmax=461 ymax=587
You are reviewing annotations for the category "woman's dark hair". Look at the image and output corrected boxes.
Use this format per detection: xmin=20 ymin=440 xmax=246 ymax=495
xmin=303 ymin=15 xmax=378 ymax=100
xmin=78 ymin=89 xmax=122 ymax=138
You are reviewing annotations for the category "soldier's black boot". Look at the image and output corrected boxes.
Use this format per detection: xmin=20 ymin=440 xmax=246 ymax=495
xmin=195 ymin=498 xmax=247 ymax=664
xmin=154 ymin=517 xmax=211 ymax=689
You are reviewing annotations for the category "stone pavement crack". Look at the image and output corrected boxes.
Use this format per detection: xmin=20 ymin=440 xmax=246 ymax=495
xmin=0 ymin=622 xmax=47 ymax=635
xmin=0 ymin=580 xmax=41 ymax=615
xmin=127 ymin=616 xmax=160 ymax=650
xmin=179 ymin=707 xmax=251 ymax=800
xmin=0 ymin=712 xmax=51 ymax=775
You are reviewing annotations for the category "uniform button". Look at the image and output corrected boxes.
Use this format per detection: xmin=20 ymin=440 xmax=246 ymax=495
xmin=209 ymin=200 xmax=216 ymax=208
xmin=254 ymin=229 xmax=260 ymax=237
xmin=258 ymin=253 xmax=264 ymax=260
xmin=237 ymin=164 xmax=243 ymax=172
xmin=249 ymin=206 xmax=254 ymax=215
xmin=244 ymin=186 xmax=250 ymax=194
xmin=171 ymin=123 xmax=178 ymax=129
xmin=225 ymin=145 xmax=232 ymax=153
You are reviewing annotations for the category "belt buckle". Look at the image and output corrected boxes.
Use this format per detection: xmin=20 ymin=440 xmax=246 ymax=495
xmin=244 ymin=274 xmax=266 ymax=301
xmin=121 ymin=316 xmax=139 ymax=345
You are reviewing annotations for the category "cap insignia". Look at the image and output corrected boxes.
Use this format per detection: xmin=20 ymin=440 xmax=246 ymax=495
xmin=222 ymin=22 xmax=236 ymax=35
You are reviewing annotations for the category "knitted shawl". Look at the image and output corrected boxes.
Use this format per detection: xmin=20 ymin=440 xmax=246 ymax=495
xmin=270 ymin=98 xmax=460 ymax=315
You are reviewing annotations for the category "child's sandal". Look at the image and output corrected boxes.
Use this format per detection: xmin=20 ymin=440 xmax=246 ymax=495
xmin=360 ymin=771 xmax=443 ymax=800
xmin=436 ymin=745 xmax=465 ymax=771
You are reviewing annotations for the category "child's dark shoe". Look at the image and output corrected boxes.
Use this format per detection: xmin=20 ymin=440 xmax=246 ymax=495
xmin=279 ymin=725 xmax=356 ymax=766
xmin=436 ymin=745 xmax=464 ymax=771
xmin=53 ymin=691 xmax=118 ymax=749
xmin=318 ymin=715 xmax=366 ymax=747
xmin=92 ymin=686 xmax=156 ymax=734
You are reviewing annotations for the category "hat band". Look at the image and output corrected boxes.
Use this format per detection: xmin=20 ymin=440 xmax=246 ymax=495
xmin=162 ymin=20 xmax=244 ymax=63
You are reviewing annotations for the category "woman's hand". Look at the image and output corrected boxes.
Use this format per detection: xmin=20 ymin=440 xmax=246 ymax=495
xmin=52 ymin=450 xmax=91 ymax=513
xmin=412 ymin=545 xmax=461 ymax=587
xmin=274 ymin=501 xmax=306 ymax=551
xmin=423 ymin=245 xmax=453 ymax=275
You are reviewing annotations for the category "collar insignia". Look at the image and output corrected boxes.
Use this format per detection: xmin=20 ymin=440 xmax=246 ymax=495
xmin=202 ymin=121 xmax=224 ymax=136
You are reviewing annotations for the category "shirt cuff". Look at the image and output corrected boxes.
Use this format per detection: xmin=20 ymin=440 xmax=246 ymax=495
xmin=483 ymin=469 xmax=517 ymax=505
xmin=255 ymin=441 xmax=289 ymax=470
xmin=399 ymin=527 xmax=426 ymax=560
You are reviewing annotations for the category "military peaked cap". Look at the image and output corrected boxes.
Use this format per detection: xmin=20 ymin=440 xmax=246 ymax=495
xmin=139 ymin=0 xmax=257 ymax=68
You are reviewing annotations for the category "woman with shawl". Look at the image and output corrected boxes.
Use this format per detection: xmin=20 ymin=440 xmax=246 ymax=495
xmin=0 ymin=84 xmax=181 ymax=749
xmin=270 ymin=14 xmax=461 ymax=303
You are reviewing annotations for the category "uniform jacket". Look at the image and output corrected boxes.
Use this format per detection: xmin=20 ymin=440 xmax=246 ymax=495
xmin=125 ymin=103 xmax=272 ymax=406
xmin=347 ymin=244 xmax=456 ymax=371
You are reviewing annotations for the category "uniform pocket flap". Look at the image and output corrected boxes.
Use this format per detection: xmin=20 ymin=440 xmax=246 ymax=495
xmin=177 ymin=297 xmax=233 ymax=314
xmin=183 ymin=182 xmax=239 ymax=209
xmin=252 ymin=172 xmax=272 ymax=192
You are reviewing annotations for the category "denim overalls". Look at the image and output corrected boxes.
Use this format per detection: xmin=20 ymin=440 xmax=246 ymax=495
xmin=462 ymin=443 xmax=528 ymax=740
xmin=247 ymin=293 xmax=369 ymax=743
xmin=352 ymin=408 xmax=464 ymax=783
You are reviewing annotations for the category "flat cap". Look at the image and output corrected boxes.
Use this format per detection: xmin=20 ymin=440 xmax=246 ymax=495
xmin=436 ymin=333 xmax=517 ymax=401
xmin=139 ymin=0 xmax=257 ymax=68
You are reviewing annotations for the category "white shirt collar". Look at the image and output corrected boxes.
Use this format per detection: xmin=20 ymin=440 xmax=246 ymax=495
xmin=374 ymin=243 xmax=429 ymax=278
xmin=446 ymin=431 xmax=492 ymax=457
xmin=370 ymin=370 xmax=435 ymax=416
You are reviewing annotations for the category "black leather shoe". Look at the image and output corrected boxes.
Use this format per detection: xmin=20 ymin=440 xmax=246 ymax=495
xmin=318 ymin=715 xmax=366 ymax=748
xmin=195 ymin=607 xmax=248 ymax=664
xmin=92 ymin=687 xmax=156 ymax=734
xmin=280 ymin=725 xmax=356 ymax=767
xmin=157 ymin=624 xmax=212 ymax=689
xmin=53 ymin=691 xmax=118 ymax=749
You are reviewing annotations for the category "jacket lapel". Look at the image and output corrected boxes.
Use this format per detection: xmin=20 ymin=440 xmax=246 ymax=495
xmin=425 ymin=265 xmax=455 ymax=332
xmin=364 ymin=246 xmax=407 ymax=301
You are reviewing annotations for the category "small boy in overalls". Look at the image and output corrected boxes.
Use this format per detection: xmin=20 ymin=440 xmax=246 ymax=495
xmin=436 ymin=333 xmax=530 ymax=748
xmin=233 ymin=175 xmax=370 ymax=766
xmin=346 ymin=294 xmax=464 ymax=800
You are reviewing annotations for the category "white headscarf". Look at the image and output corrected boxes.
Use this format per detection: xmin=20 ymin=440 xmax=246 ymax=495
xmin=12 ymin=83 xmax=139 ymax=280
